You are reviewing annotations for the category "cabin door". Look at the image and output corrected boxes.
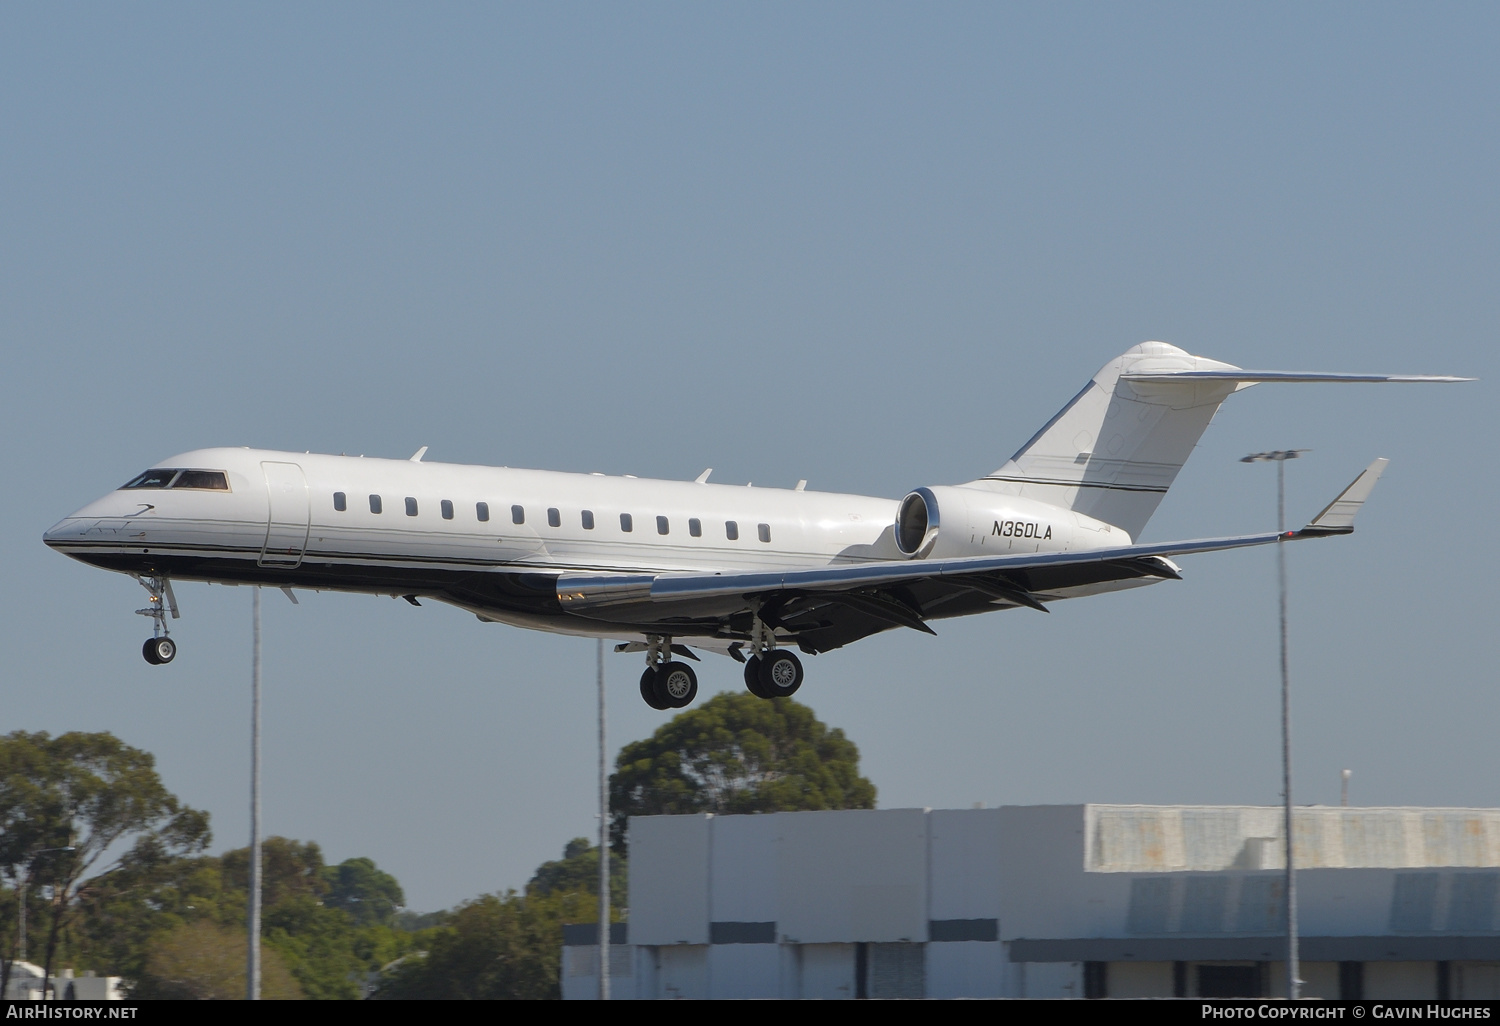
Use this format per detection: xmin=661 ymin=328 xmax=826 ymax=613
xmin=260 ymin=461 xmax=310 ymax=568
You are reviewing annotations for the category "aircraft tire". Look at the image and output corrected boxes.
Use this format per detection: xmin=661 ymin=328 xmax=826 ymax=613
xmin=145 ymin=637 xmax=176 ymax=665
xmin=655 ymin=661 xmax=698 ymax=709
xmin=640 ymin=668 xmax=671 ymax=710
xmin=743 ymin=656 xmax=772 ymax=698
xmin=757 ymin=650 xmax=803 ymax=698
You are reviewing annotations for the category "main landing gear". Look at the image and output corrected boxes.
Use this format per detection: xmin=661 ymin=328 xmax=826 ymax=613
xmin=630 ymin=613 xmax=806 ymax=711
xmin=134 ymin=574 xmax=180 ymax=665
xmin=638 ymin=635 xmax=698 ymax=711
xmin=742 ymin=611 xmax=802 ymax=699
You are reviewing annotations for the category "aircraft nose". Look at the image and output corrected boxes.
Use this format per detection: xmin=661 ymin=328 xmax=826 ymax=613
xmin=44 ymin=518 xmax=74 ymax=547
xmin=43 ymin=512 xmax=93 ymax=548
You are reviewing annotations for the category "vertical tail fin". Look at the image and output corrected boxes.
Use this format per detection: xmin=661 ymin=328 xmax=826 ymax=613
xmin=967 ymin=342 xmax=1245 ymax=538
xmin=966 ymin=342 xmax=1465 ymax=538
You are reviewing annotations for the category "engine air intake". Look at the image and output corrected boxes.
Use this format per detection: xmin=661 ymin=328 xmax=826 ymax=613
xmin=896 ymin=488 xmax=940 ymax=556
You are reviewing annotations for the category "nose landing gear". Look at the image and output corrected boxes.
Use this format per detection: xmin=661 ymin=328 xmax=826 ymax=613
xmin=133 ymin=575 xmax=179 ymax=665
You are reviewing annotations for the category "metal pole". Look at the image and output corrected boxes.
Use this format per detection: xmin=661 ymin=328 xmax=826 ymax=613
xmin=1276 ymin=459 xmax=1299 ymax=1001
xmin=17 ymin=878 xmax=25 ymax=964
xmin=248 ymin=588 xmax=262 ymax=1001
xmin=597 ymin=638 xmax=610 ymax=1001
xmin=1243 ymin=450 xmax=1306 ymax=1001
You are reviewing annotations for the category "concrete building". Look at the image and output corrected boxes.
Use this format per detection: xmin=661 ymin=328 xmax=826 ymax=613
xmin=3 ymin=962 xmax=124 ymax=1000
xmin=562 ymin=804 xmax=1500 ymax=999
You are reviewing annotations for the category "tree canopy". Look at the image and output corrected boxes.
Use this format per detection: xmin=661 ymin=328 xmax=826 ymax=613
xmin=375 ymin=838 xmax=622 ymax=1000
xmin=609 ymin=693 xmax=876 ymax=851
xmin=111 ymin=839 xmax=412 ymax=999
xmin=141 ymin=920 xmax=303 ymax=1000
xmin=0 ymin=727 xmax=413 ymax=1000
xmin=322 ymin=856 xmax=405 ymax=926
xmin=0 ymin=699 xmax=879 ymax=998
xmin=0 ymin=731 xmax=210 ymax=997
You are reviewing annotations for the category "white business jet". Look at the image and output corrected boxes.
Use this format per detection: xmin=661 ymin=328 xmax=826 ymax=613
xmin=44 ymin=342 xmax=1465 ymax=710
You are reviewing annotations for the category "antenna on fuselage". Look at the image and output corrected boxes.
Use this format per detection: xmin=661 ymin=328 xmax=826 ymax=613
xmin=695 ymin=468 xmax=712 ymax=484
xmin=410 ymin=446 xmax=428 ymax=462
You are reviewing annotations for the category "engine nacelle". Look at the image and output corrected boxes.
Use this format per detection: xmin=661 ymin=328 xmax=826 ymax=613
xmin=894 ymin=485 xmax=1128 ymax=559
xmin=895 ymin=487 xmax=940 ymax=556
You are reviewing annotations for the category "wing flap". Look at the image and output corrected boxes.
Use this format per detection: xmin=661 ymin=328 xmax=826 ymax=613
xmin=640 ymin=531 xmax=1284 ymax=605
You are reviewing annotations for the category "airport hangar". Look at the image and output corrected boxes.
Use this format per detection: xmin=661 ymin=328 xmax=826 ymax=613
xmin=562 ymin=804 xmax=1500 ymax=999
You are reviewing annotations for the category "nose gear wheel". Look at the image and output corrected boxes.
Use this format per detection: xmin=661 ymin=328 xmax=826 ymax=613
xmin=143 ymin=636 xmax=176 ymax=665
xmin=132 ymin=575 xmax=180 ymax=665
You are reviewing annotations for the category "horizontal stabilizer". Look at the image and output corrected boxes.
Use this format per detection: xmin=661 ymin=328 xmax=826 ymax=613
xmin=1121 ymin=371 xmax=1472 ymax=384
xmin=1299 ymin=458 xmax=1389 ymax=536
xmin=974 ymin=342 xmax=1469 ymax=542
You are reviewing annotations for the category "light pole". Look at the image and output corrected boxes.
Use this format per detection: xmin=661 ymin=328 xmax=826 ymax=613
xmin=597 ymin=638 xmax=610 ymax=1001
xmin=1241 ymin=449 xmax=1308 ymax=1001
xmin=248 ymin=587 xmax=262 ymax=1001
xmin=17 ymin=847 xmax=74 ymax=965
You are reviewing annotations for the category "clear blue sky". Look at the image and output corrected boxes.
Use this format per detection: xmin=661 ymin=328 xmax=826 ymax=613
xmin=3 ymin=4 xmax=1493 ymax=912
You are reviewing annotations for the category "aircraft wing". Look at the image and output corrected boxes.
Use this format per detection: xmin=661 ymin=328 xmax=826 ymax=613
xmin=555 ymin=460 xmax=1390 ymax=654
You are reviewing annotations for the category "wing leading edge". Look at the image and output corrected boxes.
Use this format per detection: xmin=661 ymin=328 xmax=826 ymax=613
xmin=554 ymin=460 xmax=1390 ymax=653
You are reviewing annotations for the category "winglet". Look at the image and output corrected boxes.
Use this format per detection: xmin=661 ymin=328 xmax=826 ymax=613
xmin=1298 ymin=459 xmax=1389 ymax=536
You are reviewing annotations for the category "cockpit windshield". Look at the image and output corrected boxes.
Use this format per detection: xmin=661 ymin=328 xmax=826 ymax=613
xmin=172 ymin=470 xmax=230 ymax=490
xmin=120 ymin=469 xmax=230 ymax=491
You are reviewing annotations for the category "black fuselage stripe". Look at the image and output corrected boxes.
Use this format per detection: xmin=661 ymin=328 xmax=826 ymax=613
xmin=50 ymin=540 xmax=706 ymax=577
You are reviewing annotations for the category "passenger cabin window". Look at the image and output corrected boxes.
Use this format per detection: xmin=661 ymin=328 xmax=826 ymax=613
xmin=511 ymin=505 xmax=525 ymax=525
xmin=581 ymin=510 xmax=595 ymax=530
xmin=441 ymin=499 xmax=454 ymax=520
xmin=547 ymin=508 xmax=561 ymax=528
xmin=620 ymin=513 xmax=633 ymax=532
xmin=476 ymin=502 xmax=490 ymax=522
xmin=121 ymin=469 xmax=230 ymax=490
xmin=725 ymin=521 xmax=739 ymax=541
xmin=656 ymin=516 xmax=669 ymax=535
xmin=369 ymin=494 xmax=383 ymax=514
xmin=758 ymin=523 xmax=771 ymax=543
xmin=333 ymin=492 xmax=347 ymax=512
xmin=689 ymin=518 xmax=702 ymax=537
xmin=405 ymin=497 xmax=418 ymax=517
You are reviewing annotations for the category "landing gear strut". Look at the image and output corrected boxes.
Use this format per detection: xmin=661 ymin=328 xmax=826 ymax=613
xmin=742 ymin=610 xmax=803 ymax=699
xmin=133 ymin=575 xmax=179 ymax=665
xmin=638 ymin=635 xmax=697 ymax=710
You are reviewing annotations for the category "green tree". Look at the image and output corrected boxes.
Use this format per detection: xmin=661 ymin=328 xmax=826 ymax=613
xmin=322 ymin=857 xmax=405 ymax=926
xmin=528 ymin=838 xmax=626 ymax=911
xmin=0 ymin=731 xmax=210 ymax=998
xmin=375 ymin=839 xmax=623 ymax=1001
xmin=137 ymin=920 xmax=302 ymax=1000
xmin=608 ymin=693 xmax=876 ymax=851
xmin=374 ymin=890 xmax=588 ymax=1000
xmin=75 ymin=836 xmax=413 ymax=999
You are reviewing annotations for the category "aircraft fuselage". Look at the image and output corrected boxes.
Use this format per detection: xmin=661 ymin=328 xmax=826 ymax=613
xmin=44 ymin=446 xmax=1120 ymax=641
